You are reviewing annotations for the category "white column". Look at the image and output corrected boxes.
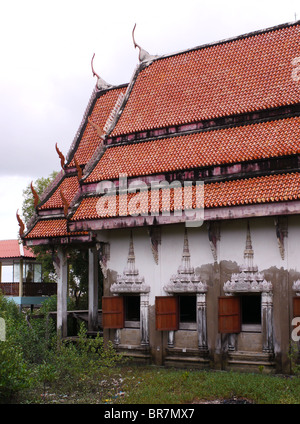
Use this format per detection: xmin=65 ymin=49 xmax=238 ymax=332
xmin=197 ymin=293 xmax=208 ymax=351
xmin=140 ymin=293 xmax=149 ymax=346
xmin=262 ymin=292 xmax=274 ymax=353
xmin=168 ymin=331 xmax=175 ymax=348
xmin=56 ymin=247 xmax=68 ymax=338
xmin=88 ymin=247 xmax=99 ymax=332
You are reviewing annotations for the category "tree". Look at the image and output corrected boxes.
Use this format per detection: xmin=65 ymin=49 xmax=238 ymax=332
xmin=22 ymin=171 xmax=58 ymax=226
xmin=22 ymin=172 xmax=58 ymax=282
xmin=21 ymin=172 xmax=90 ymax=304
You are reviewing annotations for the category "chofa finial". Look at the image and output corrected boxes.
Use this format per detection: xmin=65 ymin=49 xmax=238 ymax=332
xmin=132 ymin=23 xmax=156 ymax=63
xmin=16 ymin=210 xmax=25 ymax=237
xmin=55 ymin=143 xmax=65 ymax=170
xmin=30 ymin=181 xmax=39 ymax=208
xmin=91 ymin=53 xmax=111 ymax=90
xmin=60 ymin=189 xmax=69 ymax=217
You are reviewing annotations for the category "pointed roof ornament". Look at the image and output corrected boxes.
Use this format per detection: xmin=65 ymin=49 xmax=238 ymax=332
xmin=55 ymin=143 xmax=65 ymax=170
xmin=74 ymin=156 xmax=83 ymax=181
xmin=60 ymin=189 xmax=69 ymax=216
xmin=91 ymin=53 xmax=112 ymax=90
xmin=16 ymin=210 xmax=25 ymax=237
xmin=132 ymin=23 xmax=157 ymax=63
xmin=88 ymin=116 xmax=105 ymax=139
xmin=30 ymin=181 xmax=39 ymax=208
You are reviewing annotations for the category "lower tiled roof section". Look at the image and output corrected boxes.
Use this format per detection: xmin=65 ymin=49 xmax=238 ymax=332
xmin=85 ymin=117 xmax=300 ymax=183
xmin=72 ymin=172 xmax=300 ymax=220
xmin=25 ymin=219 xmax=88 ymax=239
xmin=39 ymin=176 xmax=80 ymax=210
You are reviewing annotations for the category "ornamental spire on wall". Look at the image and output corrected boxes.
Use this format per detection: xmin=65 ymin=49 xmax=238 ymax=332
xmin=111 ymin=231 xmax=148 ymax=293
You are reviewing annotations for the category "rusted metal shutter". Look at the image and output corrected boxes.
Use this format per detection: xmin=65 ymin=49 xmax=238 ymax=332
xmin=102 ymin=296 xmax=124 ymax=329
xmin=293 ymin=297 xmax=300 ymax=317
xmin=155 ymin=296 xmax=179 ymax=331
xmin=218 ymin=296 xmax=241 ymax=334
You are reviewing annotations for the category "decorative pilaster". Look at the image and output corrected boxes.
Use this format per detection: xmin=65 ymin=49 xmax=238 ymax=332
xmin=140 ymin=293 xmax=149 ymax=346
xmin=114 ymin=329 xmax=120 ymax=346
xmin=197 ymin=293 xmax=208 ymax=351
xmin=262 ymin=292 xmax=274 ymax=353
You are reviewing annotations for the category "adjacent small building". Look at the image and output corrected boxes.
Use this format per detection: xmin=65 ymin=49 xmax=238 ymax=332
xmin=0 ymin=240 xmax=56 ymax=307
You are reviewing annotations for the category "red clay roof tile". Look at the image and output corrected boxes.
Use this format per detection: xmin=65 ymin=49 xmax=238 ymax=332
xmin=72 ymin=172 xmax=300 ymax=221
xmin=24 ymin=219 xmax=89 ymax=239
xmin=68 ymin=87 xmax=127 ymax=167
xmin=86 ymin=116 xmax=300 ymax=183
xmin=39 ymin=176 xmax=80 ymax=210
xmin=111 ymin=24 xmax=300 ymax=136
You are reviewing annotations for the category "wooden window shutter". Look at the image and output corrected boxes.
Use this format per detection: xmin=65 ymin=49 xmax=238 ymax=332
xmin=293 ymin=297 xmax=300 ymax=318
xmin=102 ymin=296 xmax=124 ymax=329
xmin=218 ymin=296 xmax=241 ymax=334
xmin=155 ymin=296 xmax=179 ymax=331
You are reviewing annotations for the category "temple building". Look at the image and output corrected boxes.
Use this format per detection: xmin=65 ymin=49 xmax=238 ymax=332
xmin=21 ymin=20 xmax=300 ymax=373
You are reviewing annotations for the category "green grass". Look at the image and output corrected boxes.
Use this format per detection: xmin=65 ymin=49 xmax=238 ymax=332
xmin=13 ymin=365 xmax=300 ymax=404
xmin=1 ymin=294 xmax=299 ymax=405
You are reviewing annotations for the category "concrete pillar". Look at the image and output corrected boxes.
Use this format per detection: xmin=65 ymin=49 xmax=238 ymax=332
xmin=19 ymin=259 xmax=23 ymax=297
xmin=88 ymin=247 xmax=99 ymax=332
xmin=56 ymin=247 xmax=68 ymax=338
xmin=0 ymin=261 xmax=2 ymax=283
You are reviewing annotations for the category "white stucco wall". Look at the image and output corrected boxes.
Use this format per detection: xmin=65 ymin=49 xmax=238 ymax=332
xmin=106 ymin=215 xmax=300 ymax=306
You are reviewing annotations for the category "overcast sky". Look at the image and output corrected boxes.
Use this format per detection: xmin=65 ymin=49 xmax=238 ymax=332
xmin=0 ymin=0 xmax=299 ymax=240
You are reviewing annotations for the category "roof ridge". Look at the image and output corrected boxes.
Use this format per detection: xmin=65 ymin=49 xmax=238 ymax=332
xmin=147 ymin=19 xmax=300 ymax=64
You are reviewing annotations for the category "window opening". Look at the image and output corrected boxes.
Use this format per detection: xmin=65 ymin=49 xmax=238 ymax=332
xmin=241 ymin=295 xmax=261 ymax=331
xmin=179 ymin=295 xmax=196 ymax=330
xmin=124 ymin=295 xmax=140 ymax=328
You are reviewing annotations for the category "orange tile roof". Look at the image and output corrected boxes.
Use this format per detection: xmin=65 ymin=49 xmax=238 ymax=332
xmin=72 ymin=172 xmax=300 ymax=221
xmin=0 ymin=240 xmax=36 ymax=259
xmin=85 ymin=117 xmax=300 ymax=183
xmin=68 ymin=86 xmax=127 ymax=167
xmin=25 ymin=219 xmax=68 ymax=239
xmin=111 ymin=24 xmax=300 ymax=137
xmin=24 ymin=219 xmax=89 ymax=239
xmin=39 ymin=176 xmax=80 ymax=210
